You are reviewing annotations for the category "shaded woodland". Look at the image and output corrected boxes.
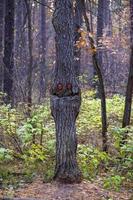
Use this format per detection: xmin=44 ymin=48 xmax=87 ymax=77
xmin=0 ymin=0 xmax=132 ymax=199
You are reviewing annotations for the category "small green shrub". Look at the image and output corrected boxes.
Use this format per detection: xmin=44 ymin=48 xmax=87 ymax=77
xmin=78 ymin=144 xmax=109 ymax=180
xmin=103 ymin=175 xmax=125 ymax=191
xmin=0 ymin=148 xmax=13 ymax=162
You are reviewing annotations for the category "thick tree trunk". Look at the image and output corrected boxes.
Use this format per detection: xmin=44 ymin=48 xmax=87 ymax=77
xmin=51 ymin=95 xmax=81 ymax=183
xmin=51 ymin=0 xmax=82 ymax=183
xmin=3 ymin=0 xmax=14 ymax=104
xmin=122 ymin=0 xmax=133 ymax=129
xmin=0 ymin=0 xmax=4 ymax=91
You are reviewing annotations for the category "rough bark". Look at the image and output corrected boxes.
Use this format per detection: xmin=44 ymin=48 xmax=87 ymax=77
xmin=39 ymin=0 xmax=47 ymax=101
xmin=0 ymin=0 xmax=4 ymax=91
xmin=3 ymin=0 xmax=15 ymax=104
xmin=82 ymin=0 xmax=108 ymax=152
xmin=51 ymin=95 xmax=81 ymax=183
xmin=51 ymin=0 xmax=82 ymax=183
xmin=122 ymin=0 xmax=133 ymax=130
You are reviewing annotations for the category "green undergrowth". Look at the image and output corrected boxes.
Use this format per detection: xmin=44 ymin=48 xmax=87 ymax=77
xmin=0 ymin=90 xmax=132 ymax=191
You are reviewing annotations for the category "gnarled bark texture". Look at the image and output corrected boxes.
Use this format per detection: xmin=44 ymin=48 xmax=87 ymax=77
xmin=51 ymin=0 xmax=82 ymax=183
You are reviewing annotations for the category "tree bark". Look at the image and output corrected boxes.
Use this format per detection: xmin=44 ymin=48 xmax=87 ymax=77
xmin=39 ymin=0 xmax=47 ymax=101
xmin=74 ymin=0 xmax=83 ymax=78
xmin=51 ymin=0 xmax=82 ymax=183
xmin=88 ymin=0 xmax=94 ymax=33
xmin=3 ymin=0 xmax=15 ymax=104
xmin=14 ymin=0 xmax=25 ymax=104
xmin=122 ymin=0 xmax=133 ymax=129
xmin=0 ymin=0 xmax=4 ymax=92
xmin=24 ymin=0 xmax=33 ymax=115
xmin=94 ymin=0 xmax=104 ymax=97
xmin=82 ymin=0 xmax=108 ymax=152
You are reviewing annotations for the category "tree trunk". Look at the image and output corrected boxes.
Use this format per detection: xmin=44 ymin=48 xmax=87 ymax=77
xmin=14 ymin=0 xmax=25 ymax=104
xmin=24 ymin=0 xmax=33 ymax=116
xmin=39 ymin=0 xmax=47 ymax=101
xmin=74 ymin=0 xmax=83 ymax=78
xmin=82 ymin=0 xmax=108 ymax=152
xmin=51 ymin=0 xmax=82 ymax=183
xmin=122 ymin=0 xmax=133 ymax=129
xmin=94 ymin=0 xmax=104 ymax=97
xmin=88 ymin=0 xmax=94 ymax=33
xmin=3 ymin=0 xmax=15 ymax=104
xmin=0 ymin=0 xmax=4 ymax=92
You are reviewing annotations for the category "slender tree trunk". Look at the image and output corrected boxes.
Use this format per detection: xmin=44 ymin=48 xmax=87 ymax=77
xmin=94 ymin=0 xmax=104 ymax=97
xmin=104 ymin=0 xmax=112 ymax=37
xmin=104 ymin=0 xmax=110 ymax=28
xmin=103 ymin=0 xmax=113 ymax=93
xmin=24 ymin=0 xmax=36 ymax=144
xmin=88 ymin=0 xmax=93 ymax=33
xmin=24 ymin=0 xmax=33 ymax=115
xmin=74 ymin=0 xmax=83 ymax=78
xmin=51 ymin=0 xmax=82 ymax=183
xmin=39 ymin=0 xmax=47 ymax=101
xmin=14 ymin=0 xmax=24 ymax=104
xmin=82 ymin=0 xmax=108 ymax=152
xmin=122 ymin=0 xmax=133 ymax=130
xmin=0 ymin=0 xmax=4 ymax=91
xmin=3 ymin=0 xmax=14 ymax=104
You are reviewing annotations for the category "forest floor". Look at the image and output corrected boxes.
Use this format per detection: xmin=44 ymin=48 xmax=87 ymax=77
xmin=0 ymin=178 xmax=132 ymax=200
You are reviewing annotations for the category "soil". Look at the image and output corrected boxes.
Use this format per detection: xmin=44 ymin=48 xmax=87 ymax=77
xmin=0 ymin=178 xmax=132 ymax=200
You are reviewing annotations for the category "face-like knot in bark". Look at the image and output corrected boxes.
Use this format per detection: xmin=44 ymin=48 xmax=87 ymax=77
xmin=64 ymin=83 xmax=73 ymax=96
xmin=57 ymin=83 xmax=63 ymax=91
xmin=66 ymin=83 xmax=72 ymax=90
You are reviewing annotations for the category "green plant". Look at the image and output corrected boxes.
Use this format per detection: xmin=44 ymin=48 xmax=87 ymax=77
xmin=0 ymin=148 xmax=13 ymax=162
xmin=78 ymin=144 xmax=109 ymax=180
xmin=17 ymin=103 xmax=55 ymax=148
xmin=108 ymin=126 xmax=133 ymax=185
xmin=0 ymin=90 xmax=132 ymax=190
xmin=103 ymin=175 xmax=125 ymax=191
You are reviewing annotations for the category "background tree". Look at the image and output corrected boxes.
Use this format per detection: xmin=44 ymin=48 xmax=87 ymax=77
xmin=3 ymin=0 xmax=15 ymax=104
xmin=74 ymin=0 xmax=83 ymax=78
xmin=24 ymin=0 xmax=33 ymax=115
xmin=122 ymin=0 xmax=133 ymax=129
xmin=39 ymin=0 xmax=47 ymax=101
xmin=82 ymin=0 xmax=108 ymax=152
xmin=0 ymin=0 xmax=4 ymax=92
xmin=94 ymin=0 xmax=105 ymax=97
